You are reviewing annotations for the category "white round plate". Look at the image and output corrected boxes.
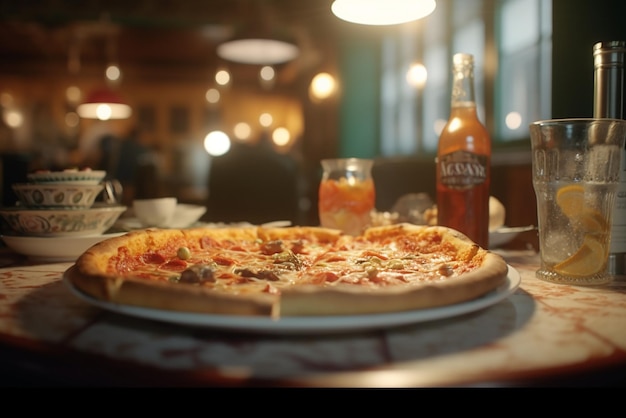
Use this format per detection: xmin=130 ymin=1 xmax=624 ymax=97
xmin=64 ymin=265 xmax=520 ymax=335
xmin=489 ymin=225 xmax=535 ymax=248
xmin=1 ymin=232 xmax=125 ymax=262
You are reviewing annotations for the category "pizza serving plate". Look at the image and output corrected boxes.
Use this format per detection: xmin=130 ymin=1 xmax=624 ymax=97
xmin=64 ymin=265 xmax=521 ymax=335
xmin=2 ymin=232 xmax=126 ymax=262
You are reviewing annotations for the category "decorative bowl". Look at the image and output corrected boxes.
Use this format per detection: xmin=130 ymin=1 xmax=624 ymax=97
xmin=12 ymin=183 xmax=104 ymax=208
xmin=0 ymin=204 xmax=127 ymax=237
xmin=27 ymin=169 xmax=107 ymax=185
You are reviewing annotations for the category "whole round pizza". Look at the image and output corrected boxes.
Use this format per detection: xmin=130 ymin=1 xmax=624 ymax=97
xmin=64 ymin=223 xmax=509 ymax=318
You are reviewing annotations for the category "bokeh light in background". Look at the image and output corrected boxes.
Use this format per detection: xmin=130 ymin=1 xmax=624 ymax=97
xmin=406 ymin=63 xmax=427 ymax=88
xmin=259 ymin=66 xmax=275 ymax=81
xmin=106 ymin=64 xmax=121 ymax=82
xmin=233 ymin=122 xmax=252 ymax=141
xmin=505 ymin=111 xmax=522 ymax=130
xmin=272 ymin=127 xmax=290 ymax=147
xmin=204 ymin=130 xmax=231 ymax=156
xmin=259 ymin=112 xmax=273 ymax=128
xmin=215 ymin=69 xmax=231 ymax=86
xmin=3 ymin=109 xmax=23 ymax=128
xmin=309 ymin=72 xmax=337 ymax=101
xmin=205 ymin=88 xmax=220 ymax=104
xmin=65 ymin=86 xmax=82 ymax=104
xmin=259 ymin=65 xmax=276 ymax=89
xmin=64 ymin=111 xmax=80 ymax=128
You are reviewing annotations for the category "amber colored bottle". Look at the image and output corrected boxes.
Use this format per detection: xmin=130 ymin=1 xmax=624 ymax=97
xmin=436 ymin=53 xmax=491 ymax=248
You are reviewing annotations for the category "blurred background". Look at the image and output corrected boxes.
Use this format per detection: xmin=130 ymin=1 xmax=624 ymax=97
xmin=0 ymin=0 xmax=624 ymax=230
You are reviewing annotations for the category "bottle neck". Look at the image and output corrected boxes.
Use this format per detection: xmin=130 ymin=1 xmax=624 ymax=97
xmin=593 ymin=41 xmax=625 ymax=119
xmin=451 ymin=63 xmax=477 ymax=109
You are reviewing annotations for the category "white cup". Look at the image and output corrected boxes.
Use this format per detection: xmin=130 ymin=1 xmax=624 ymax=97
xmin=133 ymin=197 xmax=178 ymax=227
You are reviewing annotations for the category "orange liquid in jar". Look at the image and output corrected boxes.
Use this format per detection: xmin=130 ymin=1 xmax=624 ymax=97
xmin=436 ymin=106 xmax=491 ymax=248
xmin=318 ymin=177 xmax=375 ymax=235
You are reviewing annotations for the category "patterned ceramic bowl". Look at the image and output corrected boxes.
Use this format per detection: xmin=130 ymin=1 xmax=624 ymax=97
xmin=27 ymin=169 xmax=107 ymax=185
xmin=0 ymin=204 xmax=127 ymax=237
xmin=12 ymin=183 xmax=104 ymax=208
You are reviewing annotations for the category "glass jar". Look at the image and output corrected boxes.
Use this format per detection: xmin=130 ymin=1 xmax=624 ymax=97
xmin=318 ymin=158 xmax=375 ymax=235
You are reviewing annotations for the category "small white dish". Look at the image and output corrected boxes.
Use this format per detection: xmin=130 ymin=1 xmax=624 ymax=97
xmin=116 ymin=203 xmax=207 ymax=230
xmin=133 ymin=197 xmax=178 ymax=227
xmin=168 ymin=204 xmax=207 ymax=228
xmin=489 ymin=225 xmax=535 ymax=248
xmin=1 ymin=232 xmax=125 ymax=262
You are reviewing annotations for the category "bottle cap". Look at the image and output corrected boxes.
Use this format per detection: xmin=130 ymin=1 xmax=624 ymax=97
xmin=593 ymin=40 xmax=626 ymax=68
xmin=453 ymin=53 xmax=474 ymax=66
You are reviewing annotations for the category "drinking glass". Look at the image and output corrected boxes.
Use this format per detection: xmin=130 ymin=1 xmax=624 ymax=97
xmin=318 ymin=158 xmax=375 ymax=235
xmin=529 ymin=118 xmax=626 ymax=285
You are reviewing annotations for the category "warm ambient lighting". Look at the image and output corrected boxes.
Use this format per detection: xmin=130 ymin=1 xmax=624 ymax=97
xmin=76 ymin=87 xmax=132 ymax=120
xmin=310 ymin=72 xmax=337 ymax=100
xmin=331 ymin=0 xmax=436 ymax=25
xmin=406 ymin=63 xmax=428 ymax=88
xmin=217 ymin=39 xmax=299 ymax=65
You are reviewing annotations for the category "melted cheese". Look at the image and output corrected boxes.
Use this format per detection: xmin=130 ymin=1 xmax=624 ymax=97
xmin=114 ymin=232 xmax=481 ymax=294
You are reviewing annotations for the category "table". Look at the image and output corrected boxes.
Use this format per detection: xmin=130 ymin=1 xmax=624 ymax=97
xmin=0 ymin=247 xmax=625 ymax=387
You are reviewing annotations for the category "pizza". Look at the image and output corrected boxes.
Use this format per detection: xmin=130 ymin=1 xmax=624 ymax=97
xmin=64 ymin=223 xmax=509 ymax=318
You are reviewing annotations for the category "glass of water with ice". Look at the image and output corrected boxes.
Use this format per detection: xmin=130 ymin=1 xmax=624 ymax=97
xmin=529 ymin=118 xmax=626 ymax=285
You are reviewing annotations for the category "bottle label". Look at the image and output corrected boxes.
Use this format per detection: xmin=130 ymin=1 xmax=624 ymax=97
xmin=439 ymin=150 xmax=488 ymax=190
xmin=610 ymin=148 xmax=626 ymax=253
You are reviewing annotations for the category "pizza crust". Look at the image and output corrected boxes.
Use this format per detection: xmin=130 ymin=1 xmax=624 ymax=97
xmin=65 ymin=265 xmax=277 ymax=316
xmin=65 ymin=224 xmax=510 ymax=318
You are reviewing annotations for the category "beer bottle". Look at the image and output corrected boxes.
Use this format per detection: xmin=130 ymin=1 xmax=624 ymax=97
xmin=436 ymin=53 xmax=491 ymax=248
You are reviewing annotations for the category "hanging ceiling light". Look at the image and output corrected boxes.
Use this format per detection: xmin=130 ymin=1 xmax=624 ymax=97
xmin=217 ymin=38 xmax=299 ymax=65
xmin=331 ymin=0 xmax=436 ymax=25
xmin=216 ymin=0 xmax=300 ymax=65
xmin=76 ymin=87 xmax=132 ymax=120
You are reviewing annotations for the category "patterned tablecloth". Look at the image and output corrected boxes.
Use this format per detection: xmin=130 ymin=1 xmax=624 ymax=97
xmin=0 ymin=249 xmax=625 ymax=387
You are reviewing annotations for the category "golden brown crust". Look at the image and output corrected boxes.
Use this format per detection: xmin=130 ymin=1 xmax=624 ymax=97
xmin=65 ymin=224 xmax=509 ymax=318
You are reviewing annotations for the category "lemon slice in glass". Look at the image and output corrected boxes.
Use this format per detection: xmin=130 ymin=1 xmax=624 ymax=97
xmin=577 ymin=209 xmax=608 ymax=234
xmin=554 ymin=235 xmax=607 ymax=276
xmin=556 ymin=184 xmax=585 ymax=219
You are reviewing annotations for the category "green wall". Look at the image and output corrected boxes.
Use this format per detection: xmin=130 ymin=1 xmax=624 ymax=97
xmin=337 ymin=37 xmax=381 ymax=159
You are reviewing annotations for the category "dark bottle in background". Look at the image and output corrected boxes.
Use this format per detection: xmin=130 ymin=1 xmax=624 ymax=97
xmin=593 ymin=40 xmax=626 ymax=275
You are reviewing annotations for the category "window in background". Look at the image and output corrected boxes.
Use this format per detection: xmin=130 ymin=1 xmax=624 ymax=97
xmin=379 ymin=0 xmax=552 ymax=156
xmin=421 ymin=0 xmax=448 ymax=153
xmin=380 ymin=25 xmax=420 ymax=155
xmin=497 ymin=0 xmax=552 ymax=142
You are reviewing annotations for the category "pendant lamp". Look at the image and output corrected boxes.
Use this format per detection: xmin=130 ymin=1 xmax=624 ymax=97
xmin=76 ymin=87 xmax=132 ymax=120
xmin=331 ymin=0 xmax=437 ymax=25
xmin=216 ymin=0 xmax=299 ymax=65
xmin=217 ymin=36 xmax=299 ymax=65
